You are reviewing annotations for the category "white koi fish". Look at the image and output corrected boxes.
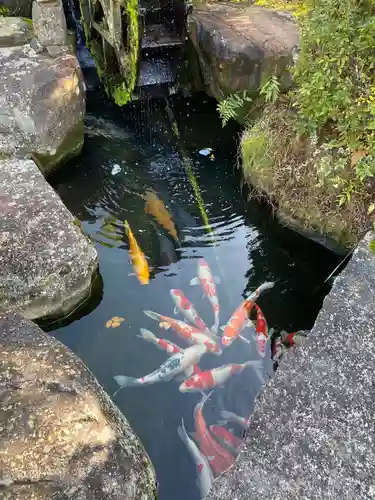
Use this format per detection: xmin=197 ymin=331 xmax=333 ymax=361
xmin=179 ymin=360 xmax=263 ymax=392
xmin=113 ymin=343 xmax=207 ymax=394
xmin=190 ymin=259 xmax=221 ymax=334
xmin=137 ymin=328 xmax=203 ymax=378
xmin=177 ymin=418 xmax=214 ymax=500
xmin=170 ymin=289 xmax=215 ymax=338
xmin=144 ymin=310 xmax=222 ymax=356
xmin=218 ymin=410 xmax=249 ymax=430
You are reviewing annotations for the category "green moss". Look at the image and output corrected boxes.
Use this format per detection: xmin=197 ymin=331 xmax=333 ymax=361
xmin=72 ymin=218 xmax=83 ymax=230
xmin=0 ymin=6 xmax=9 ymax=16
xmin=369 ymin=239 xmax=375 ymax=255
xmin=240 ymin=101 xmax=372 ymax=250
xmin=255 ymin=0 xmax=309 ymax=16
xmin=22 ymin=17 xmax=33 ymax=24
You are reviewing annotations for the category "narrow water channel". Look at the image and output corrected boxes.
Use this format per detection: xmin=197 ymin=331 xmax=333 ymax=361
xmin=48 ymin=91 xmax=338 ymax=500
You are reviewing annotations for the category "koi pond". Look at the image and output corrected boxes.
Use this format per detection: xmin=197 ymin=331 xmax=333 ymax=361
xmin=48 ymin=91 xmax=338 ymax=500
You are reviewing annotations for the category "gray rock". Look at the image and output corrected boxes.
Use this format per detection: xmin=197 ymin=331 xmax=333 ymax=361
xmin=0 ymin=158 xmax=98 ymax=320
xmin=0 ymin=42 xmax=85 ymax=175
xmin=188 ymin=4 xmax=299 ymax=100
xmin=32 ymin=0 xmax=68 ymax=47
xmin=0 ymin=310 xmax=157 ymax=499
xmin=0 ymin=17 xmax=33 ymax=47
xmin=208 ymin=231 xmax=375 ymax=500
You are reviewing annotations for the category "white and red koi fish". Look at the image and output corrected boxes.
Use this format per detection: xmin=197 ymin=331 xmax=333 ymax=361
xmin=178 ymin=418 xmax=213 ymax=500
xmin=193 ymin=392 xmax=235 ymax=475
xmin=218 ymin=410 xmax=249 ymax=430
xmin=254 ymin=304 xmax=268 ymax=357
xmin=221 ymin=281 xmax=275 ymax=348
xmin=190 ymin=259 xmax=221 ymax=334
xmin=138 ymin=328 xmax=181 ymax=355
xmin=209 ymin=425 xmax=242 ymax=456
xmin=170 ymin=289 xmax=215 ymax=338
xmin=113 ymin=343 xmax=207 ymax=394
xmin=144 ymin=310 xmax=222 ymax=356
xmin=137 ymin=328 xmax=203 ymax=377
xmin=272 ymin=330 xmax=308 ymax=361
xmin=179 ymin=360 xmax=262 ymax=392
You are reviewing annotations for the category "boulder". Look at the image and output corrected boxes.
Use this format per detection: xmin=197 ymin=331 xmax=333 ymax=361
xmin=0 ymin=17 xmax=33 ymax=47
xmin=0 ymin=157 xmax=98 ymax=320
xmin=0 ymin=40 xmax=85 ymax=174
xmin=188 ymin=4 xmax=299 ymax=100
xmin=0 ymin=310 xmax=157 ymax=499
xmin=208 ymin=231 xmax=375 ymax=500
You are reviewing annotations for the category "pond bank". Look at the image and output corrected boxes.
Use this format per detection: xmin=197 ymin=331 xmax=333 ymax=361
xmin=208 ymin=230 xmax=375 ymax=500
xmin=0 ymin=309 xmax=156 ymax=499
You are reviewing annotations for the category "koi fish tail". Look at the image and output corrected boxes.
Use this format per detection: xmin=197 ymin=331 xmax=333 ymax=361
xmin=244 ymin=360 xmax=265 ymax=385
xmin=113 ymin=375 xmax=138 ymax=395
xmin=124 ymin=220 xmax=130 ymax=234
xmin=144 ymin=310 xmax=162 ymax=322
xmin=197 ymin=390 xmax=214 ymax=410
xmin=138 ymin=328 xmax=158 ymax=344
xmin=177 ymin=418 xmax=189 ymax=446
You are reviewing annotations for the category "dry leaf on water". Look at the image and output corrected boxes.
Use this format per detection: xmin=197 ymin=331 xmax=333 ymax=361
xmin=106 ymin=317 xmax=125 ymax=328
xmin=159 ymin=321 xmax=171 ymax=330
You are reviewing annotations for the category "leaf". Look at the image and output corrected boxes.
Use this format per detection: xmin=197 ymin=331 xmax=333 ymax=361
xmin=106 ymin=317 xmax=125 ymax=328
xmin=368 ymin=203 xmax=375 ymax=215
xmin=351 ymin=150 xmax=367 ymax=167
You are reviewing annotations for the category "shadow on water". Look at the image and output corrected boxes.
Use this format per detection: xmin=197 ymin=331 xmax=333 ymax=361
xmin=48 ymin=91 xmax=339 ymax=500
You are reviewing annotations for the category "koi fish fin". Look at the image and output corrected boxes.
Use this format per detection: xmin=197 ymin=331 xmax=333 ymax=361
xmin=144 ymin=310 xmax=162 ymax=321
xmin=239 ymin=335 xmax=251 ymax=344
xmin=216 ymin=419 xmax=229 ymax=426
xmin=220 ymin=410 xmax=236 ymax=421
xmin=206 ymin=456 xmax=215 ymax=462
xmin=219 ymin=325 xmax=225 ymax=332
xmin=213 ymin=276 xmax=221 ymax=284
xmin=190 ymin=277 xmax=200 ymax=286
xmin=173 ymin=306 xmax=179 ymax=315
xmin=258 ymin=281 xmax=275 ymax=292
xmin=175 ymin=374 xmax=188 ymax=382
xmin=138 ymin=328 xmax=158 ymax=344
xmin=183 ymin=365 xmax=194 ymax=378
xmin=244 ymin=360 xmax=265 ymax=385
xmin=113 ymin=375 xmax=137 ymax=395
xmin=189 ymin=431 xmax=198 ymax=441
xmin=268 ymin=327 xmax=275 ymax=336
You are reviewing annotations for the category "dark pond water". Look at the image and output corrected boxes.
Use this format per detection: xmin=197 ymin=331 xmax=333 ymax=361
xmin=48 ymin=91 xmax=338 ymax=500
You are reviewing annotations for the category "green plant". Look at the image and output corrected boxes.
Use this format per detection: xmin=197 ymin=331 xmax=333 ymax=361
xmin=294 ymin=0 xmax=375 ymax=152
xmin=217 ymin=91 xmax=252 ymax=127
xmin=260 ymin=75 xmax=280 ymax=103
xmin=0 ymin=6 xmax=9 ymax=15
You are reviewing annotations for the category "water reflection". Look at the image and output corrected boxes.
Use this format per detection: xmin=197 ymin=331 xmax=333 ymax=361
xmin=49 ymin=93 xmax=338 ymax=500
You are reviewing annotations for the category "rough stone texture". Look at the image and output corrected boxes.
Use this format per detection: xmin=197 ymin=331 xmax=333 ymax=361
xmin=208 ymin=231 xmax=375 ymax=500
xmin=188 ymin=4 xmax=299 ymax=100
xmin=32 ymin=0 xmax=68 ymax=47
xmin=0 ymin=158 xmax=98 ymax=320
xmin=0 ymin=17 xmax=33 ymax=47
xmin=0 ymin=42 xmax=85 ymax=175
xmin=0 ymin=310 xmax=157 ymax=499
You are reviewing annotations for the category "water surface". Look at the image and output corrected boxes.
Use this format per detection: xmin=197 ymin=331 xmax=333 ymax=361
xmin=49 ymin=92 xmax=338 ymax=500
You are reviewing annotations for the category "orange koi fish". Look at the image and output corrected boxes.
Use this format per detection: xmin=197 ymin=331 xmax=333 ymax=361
xmin=254 ymin=304 xmax=268 ymax=357
xmin=193 ymin=392 xmax=235 ymax=476
xmin=221 ymin=281 xmax=274 ymax=347
xmin=124 ymin=220 xmax=149 ymax=285
xmin=144 ymin=190 xmax=180 ymax=244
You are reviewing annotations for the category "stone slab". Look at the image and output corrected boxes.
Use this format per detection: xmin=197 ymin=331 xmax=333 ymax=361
xmin=188 ymin=4 xmax=299 ymax=99
xmin=0 ymin=310 xmax=157 ymax=499
xmin=32 ymin=0 xmax=68 ymax=47
xmin=0 ymin=43 xmax=85 ymax=175
xmin=208 ymin=231 xmax=375 ymax=500
xmin=0 ymin=17 xmax=33 ymax=47
xmin=0 ymin=157 xmax=98 ymax=320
